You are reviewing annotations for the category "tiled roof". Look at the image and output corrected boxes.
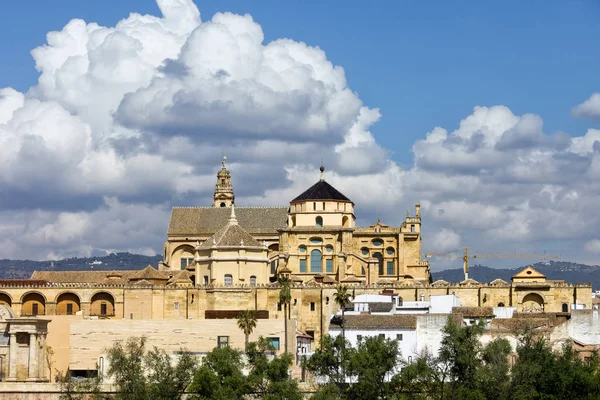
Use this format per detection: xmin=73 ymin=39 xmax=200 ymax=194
xmin=130 ymin=265 xmax=169 ymax=281
xmin=198 ymin=223 xmax=262 ymax=249
xmin=369 ymin=302 xmax=394 ymax=313
xmin=168 ymin=207 xmax=288 ymax=236
xmin=168 ymin=270 xmax=192 ymax=285
xmin=291 ymin=180 xmax=352 ymax=203
xmin=330 ymin=314 xmax=417 ymax=330
xmin=452 ymin=307 xmax=495 ymax=317
xmin=31 ymin=268 xmax=170 ymax=284
xmin=31 ymin=270 xmax=144 ymax=283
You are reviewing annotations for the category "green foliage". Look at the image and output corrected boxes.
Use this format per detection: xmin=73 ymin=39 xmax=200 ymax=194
xmin=237 ymin=309 xmax=258 ymax=349
xmin=333 ymin=285 xmax=350 ymax=310
xmin=57 ymin=371 xmax=107 ymax=400
xmin=278 ymin=277 xmax=292 ymax=307
xmin=188 ymin=346 xmax=249 ymax=400
xmin=346 ymin=335 xmax=401 ymax=400
xmin=144 ymin=347 xmax=198 ymax=400
xmin=106 ymin=336 xmax=198 ymax=400
xmin=188 ymin=337 xmax=302 ymax=400
xmin=107 ymin=337 xmax=148 ymax=400
xmin=509 ymin=333 xmax=600 ymax=400
xmin=305 ymin=334 xmax=349 ymax=388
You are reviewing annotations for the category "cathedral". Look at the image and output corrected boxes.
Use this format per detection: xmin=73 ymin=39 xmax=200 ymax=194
xmin=0 ymin=158 xmax=592 ymax=383
xmin=162 ymin=157 xmax=431 ymax=286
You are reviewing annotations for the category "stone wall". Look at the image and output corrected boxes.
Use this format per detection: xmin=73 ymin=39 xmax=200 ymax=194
xmin=69 ymin=318 xmax=287 ymax=371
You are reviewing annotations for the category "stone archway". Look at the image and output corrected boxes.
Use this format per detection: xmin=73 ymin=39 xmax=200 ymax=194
xmin=522 ymin=293 xmax=544 ymax=313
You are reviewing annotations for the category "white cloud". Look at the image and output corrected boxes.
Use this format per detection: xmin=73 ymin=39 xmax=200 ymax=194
xmin=572 ymin=93 xmax=600 ymax=120
xmin=428 ymin=229 xmax=461 ymax=254
xmin=585 ymin=240 xmax=600 ymax=254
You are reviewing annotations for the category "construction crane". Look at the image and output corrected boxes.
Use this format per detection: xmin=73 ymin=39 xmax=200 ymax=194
xmin=425 ymin=246 xmax=561 ymax=281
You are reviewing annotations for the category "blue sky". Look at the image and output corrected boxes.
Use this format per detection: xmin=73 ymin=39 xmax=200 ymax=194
xmin=1 ymin=0 xmax=600 ymax=266
xmin=2 ymin=1 xmax=598 ymax=164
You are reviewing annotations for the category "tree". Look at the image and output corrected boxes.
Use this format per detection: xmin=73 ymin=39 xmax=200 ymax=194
xmin=46 ymin=345 xmax=54 ymax=383
xmin=107 ymin=337 xmax=148 ymax=400
xmin=438 ymin=316 xmax=486 ymax=399
xmin=509 ymin=334 xmax=600 ymax=400
xmin=144 ymin=347 xmax=198 ymax=400
xmin=246 ymin=337 xmax=303 ymax=400
xmin=236 ymin=309 xmax=258 ymax=350
xmin=57 ymin=371 xmax=107 ymax=400
xmin=278 ymin=276 xmax=292 ymax=353
xmin=392 ymin=350 xmax=451 ymax=400
xmin=478 ymin=338 xmax=511 ymax=400
xmin=346 ymin=335 xmax=400 ymax=400
xmin=188 ymin=346 xmax=250 ymax=400
xmin=106 ymin=336 xmax=197 ymax=400
xmin=305 ymin=335 xmax=349 ymax=392
xmin=333 ymin=285 xmax=351 ymax=382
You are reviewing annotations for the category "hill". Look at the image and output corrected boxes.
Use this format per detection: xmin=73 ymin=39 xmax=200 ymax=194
xmin=432 ymin=261 xmax=600 ymax=289
xmin=0 ymin=252 xmax=162 ymax=280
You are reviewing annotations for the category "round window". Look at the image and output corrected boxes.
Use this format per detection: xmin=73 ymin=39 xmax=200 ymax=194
xmin=326 ymin=245 xmax=333 ymax=253
xmin=361 ymin=248 xmax=369 ymax=255
xmin=386 ymin=247 xmax=395 ymax=255
xmin=299 ymin=246 xmax=306 ymax=253
xmin=372 ymin=239 xmax=383 ymax=246
xmin=310 ymin=238 xmax=323 ymax=244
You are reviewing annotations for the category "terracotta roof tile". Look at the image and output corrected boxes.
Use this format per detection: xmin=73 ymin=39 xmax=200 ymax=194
xmin=452 ymin=307 xmax=495 ymax=317
xmin=168 ymin=207 xmax=288 ymax=236
xmin=31 ymin=270 xmax=141 ymax=283
xmin=330 ymin=314 xmax=417 ymax=330
xmin=199 ymin=223 xmax=261 ymax=249
xmin=130 ymin=265 xmax=169 ymax=280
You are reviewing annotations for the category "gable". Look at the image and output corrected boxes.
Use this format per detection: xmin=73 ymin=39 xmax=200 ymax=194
xmin=512 ymin=266 xmax=546 ymax=282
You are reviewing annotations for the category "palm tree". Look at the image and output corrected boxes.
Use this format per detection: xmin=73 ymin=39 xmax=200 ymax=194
xmin=334 ymin=284 xmax=351 ymax=384
xmin=334 ymin=285 xmax=351 ymax=341
xmin=236 ymin=309 xmax=257 ymax=350
xmin=278 ymin=276 xmax=292 ymax=353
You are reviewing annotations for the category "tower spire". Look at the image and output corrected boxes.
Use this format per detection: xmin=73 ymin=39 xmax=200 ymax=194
xmin=213 ymin=156 xmax=235 ymax=207
xmin=228 ymin=203 xmax=238 ymax=225
xmin=319 ymin=162 xmax=325 ymax=181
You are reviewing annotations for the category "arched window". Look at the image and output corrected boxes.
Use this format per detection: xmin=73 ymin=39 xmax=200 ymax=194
xmin=342 ymin=216 xmax=349 ymax=227
xmin=220 ymin=202 xmax=226 ymax=207
xmin=374 ymin=252 xmax=384 ymax=275
xmin=90 ymin=292 xmax=115 ymax=317
xmin=203 ymin=276 xmax=209 ymax=286
xmin=397 ymin=296 xmax=403 ymax=306
xmin=310 ymin=249 xmax=322 ymax=273
xmin=316 ymin=216 xmax=323 ymax=227
xmin=250 ymin=276 xmax=257 ymax=286
xmin=0 ymin=293 xmax=11 ymax=307
xmin=56 ymin=292 xmax=81 ymax=315
xmin=224 ymin=274 xmax=233 ymax=286
xmin=498 ymin=302 xmax=505 ymax=307
xmin=562 ymin=303 xmax=569 ymax=313
xmin=22 ymin=293 xmax=46 ymax=316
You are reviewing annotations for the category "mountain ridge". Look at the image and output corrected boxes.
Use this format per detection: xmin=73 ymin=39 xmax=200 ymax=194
xmin=432 ymin=261 xmax=600 ymax=289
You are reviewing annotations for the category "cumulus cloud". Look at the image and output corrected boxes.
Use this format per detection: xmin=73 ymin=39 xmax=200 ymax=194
xmin=428 ymin=229 xmax=461 ymax=254
xmin=0 ymin=0 xmax=600 ymax=266
xmin=572 ymin=93 xmax=600 ymax=120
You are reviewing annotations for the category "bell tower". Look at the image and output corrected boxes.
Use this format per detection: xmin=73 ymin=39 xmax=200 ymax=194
xmin=213 ymin=156 xmax=235 ymax=207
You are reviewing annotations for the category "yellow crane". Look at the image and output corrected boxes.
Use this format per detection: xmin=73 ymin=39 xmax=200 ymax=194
xmin=425 ymin=247 xmax=561 ymax=281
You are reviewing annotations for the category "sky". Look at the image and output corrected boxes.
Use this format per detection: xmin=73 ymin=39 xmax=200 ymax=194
xmin=0 ymin=0 xmax=599 ymax=270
